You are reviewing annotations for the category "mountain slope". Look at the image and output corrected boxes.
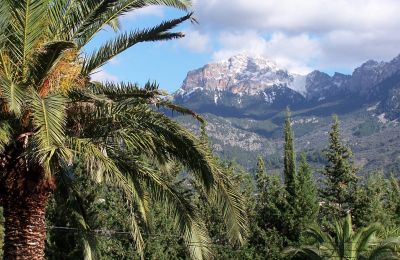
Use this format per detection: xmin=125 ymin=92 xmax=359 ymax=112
xmin=172 ymin=54 xmax=400 ymax=175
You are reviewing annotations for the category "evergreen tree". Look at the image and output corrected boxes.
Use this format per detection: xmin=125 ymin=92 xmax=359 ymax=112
xmin=352 ymin=173 xmax=393 ymax=228
xmin=283 ymin=109 xmax=296 ymax=202
xmin=255 ymin=156 xmax=267 ymax=192
xmin=386 ymin=176 xmax=400 ymax=226
xmin=320 ymin=115 xmax=358 ymax=220
xmin=253 ymin=172 xmax=290 ymax=258
xmin=293 ymin=153 xmax=319 ymax=239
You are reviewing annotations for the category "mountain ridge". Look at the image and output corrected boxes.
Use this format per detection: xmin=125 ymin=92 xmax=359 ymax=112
xmin=174 ymin=53 xmax=400 ymax=121
xmin=171 ymin=53 xmax=400 ymax=175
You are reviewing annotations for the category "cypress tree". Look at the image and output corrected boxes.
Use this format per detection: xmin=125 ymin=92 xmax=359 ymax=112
xmin=283 ymin=108 xmax=296 ymax=201
xmin=293 ymin=153 xmax=319 ymax=238
xmin=320 ymin=115 xmax=358 ymax=220
xmin=255 ymin=156 xmax=267 ymax=192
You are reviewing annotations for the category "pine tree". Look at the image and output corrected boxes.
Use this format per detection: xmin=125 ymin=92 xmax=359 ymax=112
xmin=283 ymin=109 xmax=296 ymax=201
xmin=320 ymin=115 xmax=358 ymax=220
xmin=352 ymin=173 xmax=392 ymax=227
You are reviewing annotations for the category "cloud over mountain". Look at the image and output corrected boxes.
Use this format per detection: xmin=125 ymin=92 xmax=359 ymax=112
xmin=191 ymin=0 xmax=400 ymax=73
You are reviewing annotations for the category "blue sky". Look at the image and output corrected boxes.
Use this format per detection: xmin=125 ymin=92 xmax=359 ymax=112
xmin=87 ymin=7 xmax=211 ymax=93
xmin=88 ymin=0 xmax=400 ymax=93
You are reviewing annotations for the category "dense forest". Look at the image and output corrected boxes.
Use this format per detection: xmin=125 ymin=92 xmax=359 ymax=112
xmin=44 ymin=113 xmax=400 ymax=259
xmin=1 ymin=112 xmax=398 ymax=259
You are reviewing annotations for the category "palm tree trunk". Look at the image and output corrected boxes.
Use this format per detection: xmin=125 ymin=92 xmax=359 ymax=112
xmin=2 ymin=190 xmax=50 ymax=260
xmin=1 ymin=152 xmax=55 ymax=260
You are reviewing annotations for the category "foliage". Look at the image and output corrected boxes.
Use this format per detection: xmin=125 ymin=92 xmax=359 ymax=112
xmin=0 ymin=1 xmax=250 ymax=259
xmin=352 ymin=173 xmax=398 ymax=228
xmin=292 ymin=153 xmax=319 ymax=241
xmin=284 ymin=214 xmax=400 ymax=260
xmin=46 ymin=165 xmax=139 ymax=259
xmin=353 ymin=119 xmax=380 ymax=137
xmin=283 ymin=108 xmax=296 ymax=202
xmin=320 ymin=115 xmax=359 ymax=221
xmin=39 ymin=110 xmax=400 ymax=259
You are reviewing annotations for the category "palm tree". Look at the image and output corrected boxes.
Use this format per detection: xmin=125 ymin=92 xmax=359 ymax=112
xmin=0 ymin=1 xmax=248 ymax=259
xmin=284 ymin=214 xmax=400 ymax=259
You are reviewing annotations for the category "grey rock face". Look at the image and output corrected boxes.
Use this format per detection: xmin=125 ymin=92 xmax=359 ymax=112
xmin=175 ymin=53 xmax=400 ymax=120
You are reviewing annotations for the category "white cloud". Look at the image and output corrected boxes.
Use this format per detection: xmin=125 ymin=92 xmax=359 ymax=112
xmin=213 ymin=31 xmax=320 ymax=74
xmin=91 ymin=70 xmax=119 ymax=82
xmin=123 ymin=6 xmax=164 ymax=20
xmin=178 ymin=30 xmax=211 ymax=53
xmin=194 ymin=0 xmax=400 ymax=33
xmin=193 ymin=0 xmax=400 ymax=72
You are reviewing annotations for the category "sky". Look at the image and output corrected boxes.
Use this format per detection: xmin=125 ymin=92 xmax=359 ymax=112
xmin=89 ymin=0 xmax=400 ymax=93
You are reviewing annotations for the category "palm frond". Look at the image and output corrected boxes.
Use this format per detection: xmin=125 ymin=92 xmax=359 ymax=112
xmin=129 ymin=209 xmax=146 ymax=259
xmin=120 ymin=157 xmax=212 ymax=260
xmin=66 ymin=137 xmax=148 ymax=256
xmin=211 ymin=170 xmax=249 ymax=245
xmin=0 ymin=1 xmax=12 ymax=44
xmin=8 ymin=0 xmax=51 ymax=73
xmin=0 ymin=120 xmax=12 ymax=152
xmin=87 ymin=81 xmax=166 ymax=100
xmin=68 ymin=100 xmax=249 ymax=247
xmin=355 ymin=223 xmax=382 ymax=257
xmin=72 ymin=0 xmax=120 ymax=42
xmin=368 ymin=237 xmax=400 ymax=260
xmin=82 ymin=14 xmax=191 ymax=74
xmin=282 ymin=246 xmax=323 ymax=260
xmin=0 ymin=78 xmax=25 ymax=115
xmin=74 ymin=0 xmax=192 ymax=46
xmin=29 ymin=91 xmax=67 ymax=165
xmin=155 ymin=99 xmax=205 ymax=123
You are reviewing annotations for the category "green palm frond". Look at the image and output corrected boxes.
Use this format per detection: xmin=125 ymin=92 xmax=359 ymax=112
xmin=67 ymin=137 xmax=121 ymax=181
xmin=0 ymin=121 xmax=12 ymax=152
xmin=128 ymin=209 xmax=145 ymax=258
xmin=0 ymin=77 xmax=25 ymax=115
xmin=68 ymin=98 xmax=249 ymax=248
xmin=66 ymin=137 xmax=148 ymax=256
xmin=82 ymin=13 xmax=191 ymax=75
xmin=0 ymin=1 xmax=12 ymax=37
xmin=8 ymin=0 xmax=51 ymax=73
xmin=211 ymin=171 xmax=249 ymax=245
xmin=72 ymin=0 xmax=121 ymax=42
xmin=89 ymin=81 xmax=166 ymax=100
xmin=73 ymin=0 xmax=192 ymax=46
xmin=355 ymin=223 xmax=382 ymax=257
xmin=282 ymin=246 xmax=324 ymax=260
xmin=122 ymin=157 xmax=212 ymax=260
xmin=367 ymin=237 xmax=400 ymax=260
xmin=29 ymin=91 xmax=67 ymax=165
xmin=286 ymin=215 xmax=400 ymax=260
xmin=155 ymin=100 xmax=205 ymax=123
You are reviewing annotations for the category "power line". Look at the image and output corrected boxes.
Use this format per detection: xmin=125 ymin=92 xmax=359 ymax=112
xmin=48 ymin=225 xmax=381 ymax=257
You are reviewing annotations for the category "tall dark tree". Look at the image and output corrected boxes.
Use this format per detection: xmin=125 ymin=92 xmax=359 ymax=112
xmin=320 ymin=115 xmax=358 ymax=220
xmin=255 ymin=156 xmax=267 ymax=192
xmin=292 ymin=153 xmax=319 ymax=240
xmin=283 ymin=109 xmax=296 ymax=202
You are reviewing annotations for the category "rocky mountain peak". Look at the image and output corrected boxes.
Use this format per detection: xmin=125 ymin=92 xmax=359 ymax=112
xmin=217 ymin=53 xmax=279 ymax=73
xmin=178 ymin=54 xmax=295 ymax=96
